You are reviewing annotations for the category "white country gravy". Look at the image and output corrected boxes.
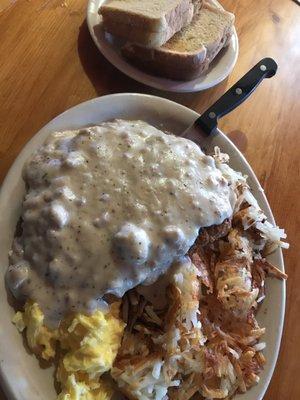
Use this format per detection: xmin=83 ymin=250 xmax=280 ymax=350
xmin=6 ymin=120 xmax=236 ymax=326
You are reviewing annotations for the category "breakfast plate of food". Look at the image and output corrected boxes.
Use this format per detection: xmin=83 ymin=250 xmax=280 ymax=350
xmin=87 ymin=0 xmax=239 ymax=92
xmin=0 ymin=61 xmax=288 ymax=400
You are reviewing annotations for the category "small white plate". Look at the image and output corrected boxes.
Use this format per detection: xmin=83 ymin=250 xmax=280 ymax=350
xmin=0 ymin=94 xmax=285 ymax=400
xmin=86 ymin=0 xmax=239 ymax=92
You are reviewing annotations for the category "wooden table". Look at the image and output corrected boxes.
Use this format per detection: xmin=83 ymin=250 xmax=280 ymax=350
xmin=0 ymin=0 xmax=299 ymax=398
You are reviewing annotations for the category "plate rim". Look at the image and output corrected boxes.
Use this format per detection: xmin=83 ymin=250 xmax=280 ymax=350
xmin=86 ymin=0 xmax=239 ymax=93
xmin=0 ymin=93 xmax=285 ymax=400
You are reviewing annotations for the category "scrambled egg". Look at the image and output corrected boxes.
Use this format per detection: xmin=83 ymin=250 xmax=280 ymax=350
xmin=13 ymin=301 xmax=125 ymax=400
xmin=13 ymin=301 xmax=58 ymax=360
xmin=57 ymin=375 xmax=112 ymax=400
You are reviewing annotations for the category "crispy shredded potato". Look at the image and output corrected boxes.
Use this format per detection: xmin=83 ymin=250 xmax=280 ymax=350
xmin=111 ymin=148 xmax=288 ymax=400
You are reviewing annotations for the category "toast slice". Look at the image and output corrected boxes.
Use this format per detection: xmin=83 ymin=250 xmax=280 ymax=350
xmin=122 ymin=0 xmax=235 ymax=81
xmin=100 ymin=0 xmax=200 ymax=48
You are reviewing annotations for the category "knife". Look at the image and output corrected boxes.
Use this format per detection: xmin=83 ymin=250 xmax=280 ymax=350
xmin=183 ymin=58 xmax=278 ymax=151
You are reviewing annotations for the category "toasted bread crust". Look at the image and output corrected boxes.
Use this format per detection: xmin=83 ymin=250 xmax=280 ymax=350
xmin=122 ymin=28 xmax=232 ymax=81
xmin=122 ymin=43 xmax=207 ymax=80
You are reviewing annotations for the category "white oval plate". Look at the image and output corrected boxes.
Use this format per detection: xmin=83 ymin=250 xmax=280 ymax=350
xmin=0 ymin=94 xmax=285 ymax=400
xmin=86 ymin=0 xmax=239 ymax=93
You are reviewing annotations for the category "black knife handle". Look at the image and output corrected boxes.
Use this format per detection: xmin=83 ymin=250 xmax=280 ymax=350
xmin=196 ymin=58 xmax=278 ymax=136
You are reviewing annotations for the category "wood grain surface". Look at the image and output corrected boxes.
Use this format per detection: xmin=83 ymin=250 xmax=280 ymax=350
xmin=0 ymin=0 xmax=299 ymax=399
